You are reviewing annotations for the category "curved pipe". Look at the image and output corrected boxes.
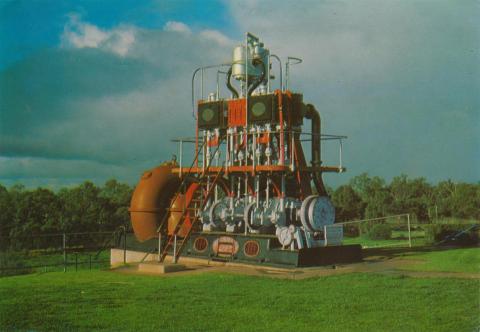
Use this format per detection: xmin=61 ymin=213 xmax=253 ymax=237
xmin=129 ymin=162 xmax=181 ymax=242
xmin=192 ymin=63 xmax=231 ymax=117
xmin=305 ymin=104 xmax=327 ymax=195
xmin=226 ymin=67 xmax=239 ymax=98
xmin=247 ymin=60 xmax=266 ymax=96
xmin=270 ymin=54 xmax=283 ymax=92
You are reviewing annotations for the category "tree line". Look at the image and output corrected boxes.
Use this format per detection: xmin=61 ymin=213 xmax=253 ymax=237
xmin=0 ymin=174 xmax=478 ymax=241
xmin=0 ymin=180 xmax=133 ymax=241
xmin=330 ymin=173 xmax=479 ymax=223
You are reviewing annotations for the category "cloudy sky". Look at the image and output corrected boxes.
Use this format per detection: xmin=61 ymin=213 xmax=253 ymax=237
xmin=0 ymin=0 xmax=478 ymax=189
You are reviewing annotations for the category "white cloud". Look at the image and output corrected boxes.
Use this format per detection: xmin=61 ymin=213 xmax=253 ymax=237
xmin=61 ymin=14 xmax=136 ymax=56
xmin=199 ymin=29 xmax=233 ymax=46
xmin=163 ymin=21 xmax=191 ymax=34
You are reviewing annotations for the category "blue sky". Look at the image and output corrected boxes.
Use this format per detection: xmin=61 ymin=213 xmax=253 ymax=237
xmin=0 ymin=0 xmax=478 ymax=188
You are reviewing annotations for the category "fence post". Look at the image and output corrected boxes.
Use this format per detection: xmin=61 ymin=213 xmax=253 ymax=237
xmin=89 ymin=254 xmax=92 ymax=270
xmin=407 ymin=214 xmax=412 ymax=248
xmin=63 ymin=233 xmax=66 ymax=272
xmin=123 ymin=228 xmax=127 ymax=265
xmin=75 ymin=253 xmax=78 ymax=271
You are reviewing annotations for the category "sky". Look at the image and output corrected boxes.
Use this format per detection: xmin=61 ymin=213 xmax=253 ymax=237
xmin=0 ymin=0 xmax=478 ymax=189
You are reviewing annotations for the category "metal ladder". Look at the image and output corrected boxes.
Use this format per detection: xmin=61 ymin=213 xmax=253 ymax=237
xmin=159 ymin=166 xmax=224 ymax=263
xmin=158 ymin=138 xmax=225 ymax=263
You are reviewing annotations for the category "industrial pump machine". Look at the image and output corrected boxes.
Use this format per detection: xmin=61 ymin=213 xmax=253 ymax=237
xmin=129 ymin=33 xmax=361 ymax=267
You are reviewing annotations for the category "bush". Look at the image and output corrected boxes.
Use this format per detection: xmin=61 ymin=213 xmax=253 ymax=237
xmin=367 ymin=224 xmax=392 ymax=240
xmin=424 ymin=224 xmax=479 ymax=246
xmin=343 ymin=224 xmax=360 ymax=237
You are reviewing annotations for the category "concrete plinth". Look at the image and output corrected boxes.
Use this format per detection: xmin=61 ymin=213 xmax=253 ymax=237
xmin=138 ymin=262 xmax=187 ymax=274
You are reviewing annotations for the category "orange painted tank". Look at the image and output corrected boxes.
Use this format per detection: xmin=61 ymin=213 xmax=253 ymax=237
xmin=129 ymin=161 xmax=180 ymax=242
xmin=167 ymin=194 xmax=190 ymax=237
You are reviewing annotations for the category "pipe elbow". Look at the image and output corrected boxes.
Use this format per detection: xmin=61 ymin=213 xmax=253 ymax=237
xmin=129 ymin=162 xmax=180 ymax=242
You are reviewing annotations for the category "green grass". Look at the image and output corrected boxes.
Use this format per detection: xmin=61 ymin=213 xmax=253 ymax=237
xmin=400 ymin=247 xmax=480 ymax=273
xmin=0 ymin=270 xmax=478 ymax=332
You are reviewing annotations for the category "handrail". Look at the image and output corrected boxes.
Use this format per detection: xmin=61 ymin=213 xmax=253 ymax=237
xmin=158 ymin=140 xmax=226 ymax=262
xmin=155 ymin=138 xmax=208 ymax=234
xmin=156 ymin=136 xmax=225 ymax=235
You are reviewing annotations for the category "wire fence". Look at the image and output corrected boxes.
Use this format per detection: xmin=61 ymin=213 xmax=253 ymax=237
xmin=0 ymin=230 xmax=126 ymax=277
xmin=338 ymin=214 xmax=419 ymax=249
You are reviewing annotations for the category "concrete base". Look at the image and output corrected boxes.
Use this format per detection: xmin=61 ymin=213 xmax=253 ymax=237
xmin=110 ymin=248 xmax=159 ymax=267
xmin=138 ymin=262 xmax=187 ymax=274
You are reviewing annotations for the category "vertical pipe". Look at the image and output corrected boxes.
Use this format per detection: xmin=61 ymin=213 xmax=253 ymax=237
xmin=179 ymin=140 xmax=183 ymax=178
xmin=252 ymin=128 xmax=256 ymax=170
xmin=266 ymin=178 xmax=270 ymax=202
xmin=245 ymin=35 xmax=249 ymax=168
xmin=216 ymin=70 xmax=220 ymax=99
xmin=202 ymin=133 xmax=206 ymax=173
xmin=226 ymin=130 xmax=230 ymax=167
xmin=256 ymin=176 xmax=260 ymax=208
xmin=339 ymin=139 xmax=343 ymax=169
xmin=267 ymin=53 xmax=271 ymax=93
xmin=291 ymin=132 xmax=295 ymax=171
xmin=278 ymin=93 xmax=284 ymax=165
xmin=201 ymin=68 xmax=204 ymax=100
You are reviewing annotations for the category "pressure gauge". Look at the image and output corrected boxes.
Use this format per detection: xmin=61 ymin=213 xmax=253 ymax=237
xmin=277 ymin=226 xmax=293 ymax=247
xmin=202 ymin=108 xmax=214 ymax=122
xmin=251 ymin=101 xmax=266 ymax=117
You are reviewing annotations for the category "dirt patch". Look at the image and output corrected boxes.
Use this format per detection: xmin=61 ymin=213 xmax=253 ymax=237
xmin=111 ymin=248 xmax=480 ymax=280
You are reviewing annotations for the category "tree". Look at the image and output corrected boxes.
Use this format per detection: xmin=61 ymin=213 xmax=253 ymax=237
xmin=99 ymin=179 xmax=133 ymax=229
xmin=332 ymin=185 xmax=365 ymax=222
xmin=389 ymin=175 xmax=432 ymax=221
xmin=349 ymin=173 xmax=391 ymax=218
xmin=0 ymin=185 xmax=13 ymax=248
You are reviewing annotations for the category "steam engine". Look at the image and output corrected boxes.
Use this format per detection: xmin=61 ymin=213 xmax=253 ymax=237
xmin=129 ymin=33 xmax=359 ymax=266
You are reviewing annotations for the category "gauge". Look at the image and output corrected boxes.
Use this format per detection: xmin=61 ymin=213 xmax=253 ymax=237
xmin=201 ymin=108 xmax=214 ymax=122
xmin=251 ymin=102 xmax=266 ymax=117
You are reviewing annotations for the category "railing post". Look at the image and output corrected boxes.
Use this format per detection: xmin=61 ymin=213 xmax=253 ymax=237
xmin=158 ymin=234 xmax=162 ymax=262
xmin=173 ymin=235 xmax=178 ymax=264
xmin=63 ymin=233 xmax=66 ymax=272
xmin=407 ymin=214 xmax=412 ymax=248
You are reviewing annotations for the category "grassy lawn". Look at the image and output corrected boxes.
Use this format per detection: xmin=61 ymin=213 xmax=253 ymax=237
xmin=0 ymin=270 xmax=478 ymax=332
xmin=400 ymin=247 xmax=480 ymax=273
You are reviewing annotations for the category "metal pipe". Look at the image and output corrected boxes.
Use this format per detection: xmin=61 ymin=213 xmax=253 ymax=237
xmin=270 ymin=54 xmax=283 ymax=91
xmin=179 ymin=140 xmax=183 ymax=178
xmin=339 ymin=139 xmax=343 ymax=170
xmin=267 ymin=53 xmax=271 ymax=93
xmin=245 ymin=33 xmax=249 ymax=167
xmin=285 ymin=57 xmax=302 ymax=91
xmin=247 ymin=59 xmax=266 ymax=96
xmin=226 ymin=68 xmax=239 ymax=98
xmin=201 ymin=68 xmax=204 ymax=100
xmin=305 ymin=104 xmax=326 ymax=195
xmin=191 ymin=63 xmax=231 ymax=118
